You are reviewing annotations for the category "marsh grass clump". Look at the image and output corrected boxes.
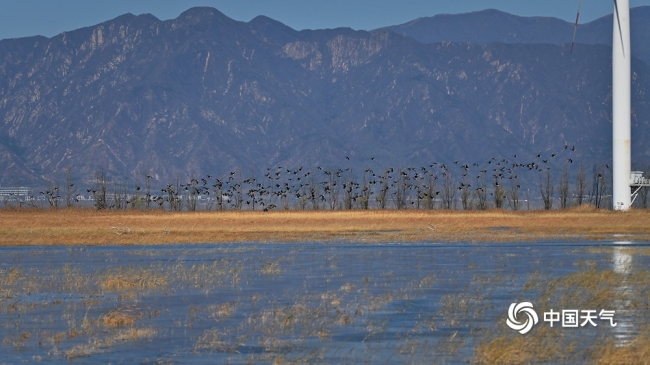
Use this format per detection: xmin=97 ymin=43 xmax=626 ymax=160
xmin=110 ymin=224 xmax=132 ymax=235
xmin=474 ymin=267 xmax=650 ymax=364
xmin=258 ymin=337 xmax=296 ymax=354
xmin=111 ymin=328 xmax=156 ymax=342
xmin=65 ymin=327 xmax=155 ymax=359
xmin=99 ymin=266 xmax=167 ymax=291
xmin=594 ymin=330 xmax=650 ymax=364
xmin=248 ymin=299 xmax=353 ymax=341
xmin=193 ymin=329 xmax=240 ymax=353
xmin=102 ymin=310 xmax=135 ymax=327
xmin=65 ymin=343 xmax=97 ymax=359
xmin=339 ymin=283 xmax=355 ymax=293
xmin=261 ymin=260 xmax=282 ymax=274
xmin=206 ymin=302 xmax=237 ymax=319
xmin=2 ymin=332 xmax=31 ymax=348
xmin=474 ymin=327 xmax=569 ymax=365
xmin=540 ymin=269 xmax=650 ymax=310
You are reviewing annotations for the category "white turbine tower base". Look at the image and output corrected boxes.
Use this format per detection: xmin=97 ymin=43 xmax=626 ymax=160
xmin=612 ymin=0 xmax=631 ymax=211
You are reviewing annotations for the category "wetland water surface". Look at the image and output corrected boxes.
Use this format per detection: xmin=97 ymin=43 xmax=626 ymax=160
xmin=1 ymin=242 xmax=649 ymax=364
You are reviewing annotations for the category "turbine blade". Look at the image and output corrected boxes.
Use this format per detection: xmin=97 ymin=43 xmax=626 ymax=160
xmin=570 ymin=0 xmax=584 ymax=54
xmin=613 ymin=0 xmax=626 ymax=57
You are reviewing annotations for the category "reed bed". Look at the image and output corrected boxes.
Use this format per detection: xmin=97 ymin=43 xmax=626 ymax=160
xmin=2 ymin=206 xmax=650 ymax=245
xmin=1 ymin=244 xmax=648 ymax=363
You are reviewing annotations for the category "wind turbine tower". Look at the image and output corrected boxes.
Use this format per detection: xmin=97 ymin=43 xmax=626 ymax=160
xmin=575 ymin=2 xmax=650 ymax=208
xmin=574 ymin=1 xmax=634 ymax=210
xmin=611 ymin=0 xmax=631 ymax=210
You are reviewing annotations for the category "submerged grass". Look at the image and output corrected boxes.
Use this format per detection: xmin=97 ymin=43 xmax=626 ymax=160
xmin=595 ymin=330 xmax=650 ymax=365
xmin=473 ymin=266 xmax=650 ymax=365
xmin=102 ymin=311 xmax=135 ymax=327
xmin=2 ymin=207 xmax=650 ymax=245
xmin=1 ymin=238 xmax=649 ymax=363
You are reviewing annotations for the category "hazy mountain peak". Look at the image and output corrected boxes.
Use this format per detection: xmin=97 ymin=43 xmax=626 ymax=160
xmin=176 ymin=7 xmax=236 ymax=26
xmin=248 ymin=15 xmax=297 ymax=40
xmin=378 ymin=6 xmax=650 ymax=65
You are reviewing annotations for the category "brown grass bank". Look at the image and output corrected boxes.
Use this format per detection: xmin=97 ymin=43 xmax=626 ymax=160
xmin=1 ymin=206 xmax=650 ymax=245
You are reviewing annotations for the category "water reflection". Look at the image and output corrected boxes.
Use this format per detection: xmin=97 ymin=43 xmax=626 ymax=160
xmin=612 ymin=246 xmax=633 ymax=345
xmin=612 ymin=245 xmax=633 ymax=274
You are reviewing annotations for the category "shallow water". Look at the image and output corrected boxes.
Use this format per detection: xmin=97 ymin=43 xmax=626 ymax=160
xmin=0 ymin=241 xmax=648 ymax=364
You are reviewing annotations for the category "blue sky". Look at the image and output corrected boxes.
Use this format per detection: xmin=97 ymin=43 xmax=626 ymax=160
xmin=1 ymin=0 xmax=650 ymax=40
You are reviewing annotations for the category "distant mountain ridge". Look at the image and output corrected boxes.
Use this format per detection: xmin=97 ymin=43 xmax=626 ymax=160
xmin=379 ymin=7 xmax=650 ymax=65
xmin=0 ymin=7 xmax=649 ymax=186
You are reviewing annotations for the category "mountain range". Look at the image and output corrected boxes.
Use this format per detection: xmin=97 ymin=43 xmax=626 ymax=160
xmin=0 ymin=7 xmax=649 ymax=186
xmin=381 ymin=7 xmax=650 ymax=65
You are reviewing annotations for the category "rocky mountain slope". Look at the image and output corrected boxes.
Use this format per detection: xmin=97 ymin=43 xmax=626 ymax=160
xmin=0 ymin=7 xmax=649 ymax=186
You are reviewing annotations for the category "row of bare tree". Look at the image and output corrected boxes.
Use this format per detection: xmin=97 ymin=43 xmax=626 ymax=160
xmin=12 ymin=161 xmax=648 ymax=211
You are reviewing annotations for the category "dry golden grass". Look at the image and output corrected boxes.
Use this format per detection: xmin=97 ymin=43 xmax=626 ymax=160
xmin=474 ymin=329 xmax=564 ymax=365
xmin=595 ymin=331 xmax=650 ymax=365
xmin=475 ymin=328 xmax=650 ymax=365
xmin=100 ymin=274 xmax=166 ymax=291
xmin=474 ymin=267 xmax=650 ymax=365
xmin=2 ymin=207 xmax=650 ymax=245
xmin=65 ymin=328 xmax=155 ymax=359
xmin=102 ymin=310 xmax=134 ymax=327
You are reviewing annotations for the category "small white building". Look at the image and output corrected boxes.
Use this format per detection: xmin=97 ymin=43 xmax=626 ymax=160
xmin=0 ymin=186 xmax=31 ymax=197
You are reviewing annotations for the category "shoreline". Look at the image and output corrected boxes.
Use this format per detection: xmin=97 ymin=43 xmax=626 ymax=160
xmin=2 ymin=206 xmax=650 ymax=246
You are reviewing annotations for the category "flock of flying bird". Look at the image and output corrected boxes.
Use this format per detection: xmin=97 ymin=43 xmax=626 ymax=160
xmin=27 ymin=143 xmax=602 ymax=210
xmin=63 ymin=143 xmax=593 ymax=211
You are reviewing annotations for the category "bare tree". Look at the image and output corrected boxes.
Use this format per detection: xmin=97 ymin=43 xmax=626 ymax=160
xmin=244 ymin=173 xmax=259 ymax=211
xmin=460 ymin=173 xmax=472 ymax=210
xmin=213 ymin=178 xmax=225 ymax=211
xmin=130 ymin=178 xmax=145 ymax=210
xmin=43 ymin=180 xmax=61 ymax=209
xmin=394 ymin=168 xmax=409 ymax=209
xmin=64 ymin=166 xmax=78 ymax=207
xmin=164 ymin=179 xmax=183 ymax=211
xmin=298 ymin=178 xmax=309 ymax=210
xmin=112 ymin=182 xmax=129 ymax=210
xmin=507 ymin=176 xmax=521 ymax=211
xmin=598 ymin=166 xmax=609 ymax=209
xmin=441 ymin=169 xmax=455 ymax=210
xmin=493 ymin=177 xmax=505 ymax=209
xmin=324 ymin=169 xmax=340 ymax=210
xmin=423 ymin=170 xmax=437 ymax=210
xmin=475 ymin=172 xmax=488 ymax=210
xmin=186 ymin=177 xmax=200 ymax=212
xmin=589 ymin=164 xmax=608 ymax=209
xmin=575 ymin=163 xmax=588 ymax=206
xmin=93 ymin=169 xmax=108 ymax=210
xmin=309 ymin=172 xmax=320 ymax=210
xmin=342 ymin=169 xmax=356 ymax=210
xmin=558 ymin=165 xmax=570 ymax=209
xmin=233 ymin=169 xmax=243 ymax=210
xmin=539 ymin=168 xmax=554 ymax=210
xmin=359 ymin=169 xmax=372 ymax=209
xmin=376 ymin=169 xmax=390 ymax=209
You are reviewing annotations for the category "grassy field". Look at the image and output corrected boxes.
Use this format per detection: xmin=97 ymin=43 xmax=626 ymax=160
xmin=2 ymin=205 xmax=650 ymax=245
